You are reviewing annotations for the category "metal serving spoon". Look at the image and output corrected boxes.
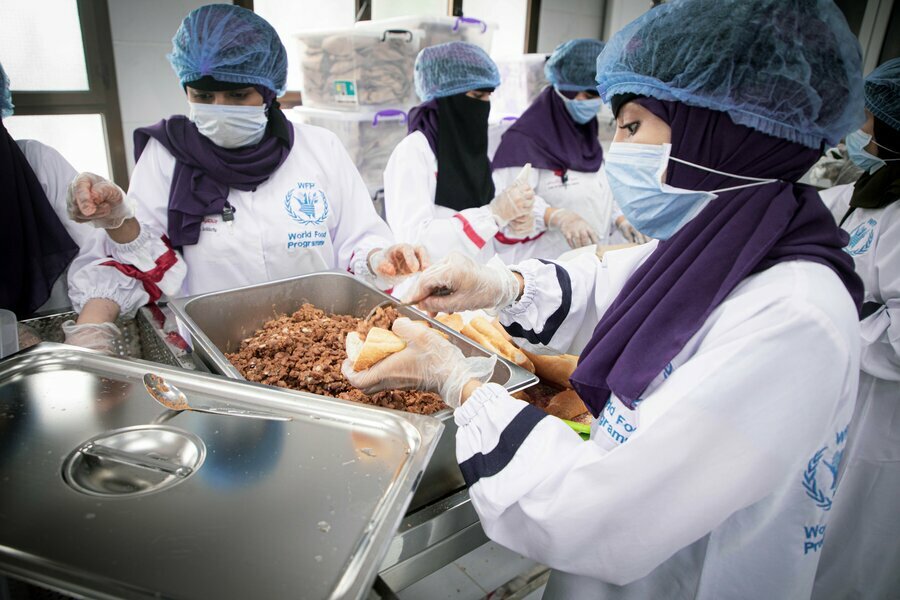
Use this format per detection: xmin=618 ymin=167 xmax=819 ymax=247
xmin=143 ymin=373 xmax=292 ymax=422
xmin=363 ymin=287 xmax=453 ymax=322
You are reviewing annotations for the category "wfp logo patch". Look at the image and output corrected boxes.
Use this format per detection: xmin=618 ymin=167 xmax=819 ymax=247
xmin=846 ymin=218 xmax=877 ymax=256
xmin=285 ymin=182 xmax=329 ymax=226
xmin=801 ymin=424 xmax=849 ymax=511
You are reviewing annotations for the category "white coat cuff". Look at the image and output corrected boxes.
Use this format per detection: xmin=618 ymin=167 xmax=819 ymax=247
xmin=503 ymin=259 xmax=544 ymax=318
xmin=109 ymin=229 xmax=159 ymax=272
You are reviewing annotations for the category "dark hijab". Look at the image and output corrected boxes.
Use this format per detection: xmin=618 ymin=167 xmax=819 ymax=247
xmin=408 ymin=93 xmax=495 ymax=211
xmin=492 ymin=86 xmax=603 ymax=173
xmin=0 ymin=117 xmax=78 ymax=315
xmin=133 ymin=83 xmax=293 ymax=249
xmin=846 ymin=117 xmax=900 ymax=214
xmin=570 ymin=98 xmax=864 ymax=416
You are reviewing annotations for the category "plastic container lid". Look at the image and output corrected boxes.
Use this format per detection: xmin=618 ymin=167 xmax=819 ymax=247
xmin=0 ymin=309 xmax=19 ymax=359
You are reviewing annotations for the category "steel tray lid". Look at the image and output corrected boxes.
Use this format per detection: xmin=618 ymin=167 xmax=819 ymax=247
xmin=0 ymin=344 xmax=442 ymax=600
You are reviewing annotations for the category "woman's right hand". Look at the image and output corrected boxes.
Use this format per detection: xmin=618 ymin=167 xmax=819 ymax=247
xmin=404 ymin=253 xmax=523 ymax=314
xmin=67 ymin=172 xmax=136 ymax=229
xmin=489 ymin=181 xmax=535 ymax=227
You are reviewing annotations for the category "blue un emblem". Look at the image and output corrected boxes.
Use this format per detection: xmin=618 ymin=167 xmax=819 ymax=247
xmin=284 ymin=183 xmax=330 ymax=226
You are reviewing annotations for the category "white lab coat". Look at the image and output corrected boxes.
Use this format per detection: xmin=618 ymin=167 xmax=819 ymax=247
xmin=455 ymin=245 xmax=860 ymax=599
xmin=70 ymin=122 xmax=393 ymax=316
xmin=492 ymin=165 xmax=623 ymax=262
xmin=16 ymin=139 xmax=119 ymax=314
xmin=812 ymin=184 xmax=900 ymax=599
xmin=383 ymin=131 xmax=550 ymax=266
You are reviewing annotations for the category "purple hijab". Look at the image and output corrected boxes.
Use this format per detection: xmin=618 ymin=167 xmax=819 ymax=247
xmin=492 ymin=86 xmax=603 ymax=173
xmin=1 ymin=118 xmax=78 ymax=315
xmin=570 ymin=98 xmax=864 ymax=416
xmin=408 ymin=99 xmax=439 ymax=155
xmin=134 ymin=89 xmax=293 ymax=248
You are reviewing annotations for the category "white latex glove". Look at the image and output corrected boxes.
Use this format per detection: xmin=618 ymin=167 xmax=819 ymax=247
xmin=368 ymin=244 xmax=430 ymax=284
xmin=489 ymin=181 xmax=535 ymax=227
xmin=616 ymin=217 xmax=651 ymax=244
xmin=548 ymin=208 xmax=599 ymax=249
xmin=62 ymin=320 xmax=122 ymax=355
xmin=506 ymin=213 xmax=536 ymax=237
xmin=405 ymin=253 xmax=521 ymax=314
xmin=67 ymin=172 xmax=136 ymax=229
xmin=342 ymin=317 xmax=496 ymax=408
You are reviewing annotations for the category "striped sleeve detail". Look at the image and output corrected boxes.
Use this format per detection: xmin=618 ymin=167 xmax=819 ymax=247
xmin=459 ymin=404 xmax=547 ymax=487
xmin=452 ymin=213 xmax=487 ymax=249
xmin=503 ymin=259 xmax=572 ymax=345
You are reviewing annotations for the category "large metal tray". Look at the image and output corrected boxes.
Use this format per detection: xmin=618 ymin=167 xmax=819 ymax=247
xmin=169 ymin=272 xmax=538 ymax=510
xmin=0 ymin=344 xmax=441 ymax=600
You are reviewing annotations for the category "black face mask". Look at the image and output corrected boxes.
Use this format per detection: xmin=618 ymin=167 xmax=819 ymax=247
xmin=434 ymin=93 xmax=495 ymax=212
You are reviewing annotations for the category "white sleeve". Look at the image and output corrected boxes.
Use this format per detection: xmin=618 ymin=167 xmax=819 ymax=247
xmin=499 ymin=243 xmax=654 ymax=354
xmin=860 ymin=206 xmax=900 ymax=380
xmin=819 ymin=184 xmax=853 ymax=225
xmin=67 ymin=140 xmax=187 ymax=315
xmin=319 ymin=131 xmax=394 ymax=284
xmin=384 ymin=133 xmax=499 ymax=261
xmin=457 ymin=298 xmax=854 ymax=585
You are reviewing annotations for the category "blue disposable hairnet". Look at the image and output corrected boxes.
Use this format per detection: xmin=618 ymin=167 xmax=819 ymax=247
xmin=0 ymin=63 xmax=13 ymax=118
xmin=168 ymin=4 xmax=287 ymax=96
xmin=545 ymin=39 xmax=605 ymax=92
xmin=414 ymin=41 xmax=500 ymax=101
xmin=595 ymin=0 xmax=865 ymax=149
xmin=865 ymin=58 xmax=900 ymax=132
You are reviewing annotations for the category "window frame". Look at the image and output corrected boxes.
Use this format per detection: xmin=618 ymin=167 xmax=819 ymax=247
xmin=8 ymin=0 xmax=128 ymax=186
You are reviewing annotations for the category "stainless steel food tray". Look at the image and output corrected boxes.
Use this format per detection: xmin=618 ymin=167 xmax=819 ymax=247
xmin=0 ymin=344 xmax=442 ymax=600
xmin=169 ymin=272 xmax=538 ymax=510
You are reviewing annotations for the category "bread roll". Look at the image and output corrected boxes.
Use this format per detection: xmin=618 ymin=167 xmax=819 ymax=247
xmin=345 ymin=327 xmax=406 ymax=371
xmin=435 ymin=313 xmax=464 ymax=332
xmin=461 ymin=318 xmax=536 ymax=373
xmin=545 ymin=389 xmax=589 ymax=421
xmin=487 ymin=319 xmax=578 ymax=388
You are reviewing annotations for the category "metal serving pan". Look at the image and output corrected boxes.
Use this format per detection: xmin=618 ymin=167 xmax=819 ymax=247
xmin=0 ymin=344 xmax=442 ymax=600
xmin=169 ymin=272 xmax=538 ymax=510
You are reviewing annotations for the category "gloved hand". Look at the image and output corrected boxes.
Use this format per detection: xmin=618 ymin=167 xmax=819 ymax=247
xmin=489 ymin=181 xmax=535 ymax=227
xmin=368 ymin=244 xmax=430 ymax=284
xmin=342 ymin=317 xmax=496 ymax=408
xmin=547 ymin=208 xmax=599 ymax=249
xmin=405 ymin=253 xmax=521 ymax=314
xmin=615 ymin=216 xmax=651 ymax=244
xmin=506 ymin=212 xmax=536 ymax=237
xmin=62 ymin=320 xmax=122 ymax=355
xmin=67 ymin=172 xmax=136 ymax=229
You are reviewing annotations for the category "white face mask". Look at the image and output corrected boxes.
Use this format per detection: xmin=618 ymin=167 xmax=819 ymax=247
xmin=188 ymin=102 xmax=268 ymax=149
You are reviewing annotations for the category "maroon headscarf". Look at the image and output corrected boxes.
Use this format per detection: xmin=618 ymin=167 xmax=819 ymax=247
xmin=570 ymin=98 xmax=864 ymax=416
xmin=133 ymin=86 xmax=293 ymax=249
xmin=491 ymin=86 xmax=603 ymax=173
xmin=0 ymin=117 xmax=78 ymax=315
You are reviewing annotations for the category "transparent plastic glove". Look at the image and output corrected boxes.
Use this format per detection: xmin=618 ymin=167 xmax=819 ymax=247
xmin=62 ymin=320 xmax=122 ymax=355
xmin=548 ymin=208 xmax=599 ymax=249
xmin=616 ymin=217 xmax=651 ymax=244
xmin=66 ymin=172 xmax=136 ymax=229
xmin=405 ymin=253 xmax=521 ymax=314
xmin=506 ymin=212 xmax=536 ymax=237
xmin=489 ymin=164 xmax=535 ymax=227
xmin=368 ymin=244 xmax=430 ymax=284
xmin=342 ymin=318 xmax=496 ymax=408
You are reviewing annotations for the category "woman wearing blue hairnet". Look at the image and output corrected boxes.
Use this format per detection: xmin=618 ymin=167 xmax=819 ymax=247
xmin=63 ymin=4 xmax=426 ymax=343
xmin=384 ymin=41 xmax=558 ymax=269
xmin=813 ymin=57 xmax=900 ymax=600
xmin=344 ymin=1 xmax=866 ymax=597
xmin=492 ymin=38 xmax=646 ymax=262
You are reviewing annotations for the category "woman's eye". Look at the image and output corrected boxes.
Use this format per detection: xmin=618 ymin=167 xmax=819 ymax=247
xmin=229 ymin=92 xmax=247 ymax=99
xmin=618 ymin=122 xmax=639 ymax=135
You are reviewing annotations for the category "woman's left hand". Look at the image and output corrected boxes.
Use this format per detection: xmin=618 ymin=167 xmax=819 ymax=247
xmin=368 ymin=244 xmax=430 ymax=283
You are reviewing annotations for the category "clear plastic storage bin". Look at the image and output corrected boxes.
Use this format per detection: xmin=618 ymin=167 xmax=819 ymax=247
xmin=296 ymin=27 xmax=422 ymax=110
xmin=356 ymin=15 xmax=496 ymax=54
xmin=490 ymin=54 xmax=549 ymax=121
xmin=289 ymin=106 xmax=409 ymax=197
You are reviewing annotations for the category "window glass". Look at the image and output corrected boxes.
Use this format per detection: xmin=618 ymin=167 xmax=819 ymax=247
xmin=6 ymin=114 xmax=111 ymax=179
xmin=254 ymin=0 xmax=357 ymax=92
xmin=0 ymin=0 xmax=89 ymax=91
